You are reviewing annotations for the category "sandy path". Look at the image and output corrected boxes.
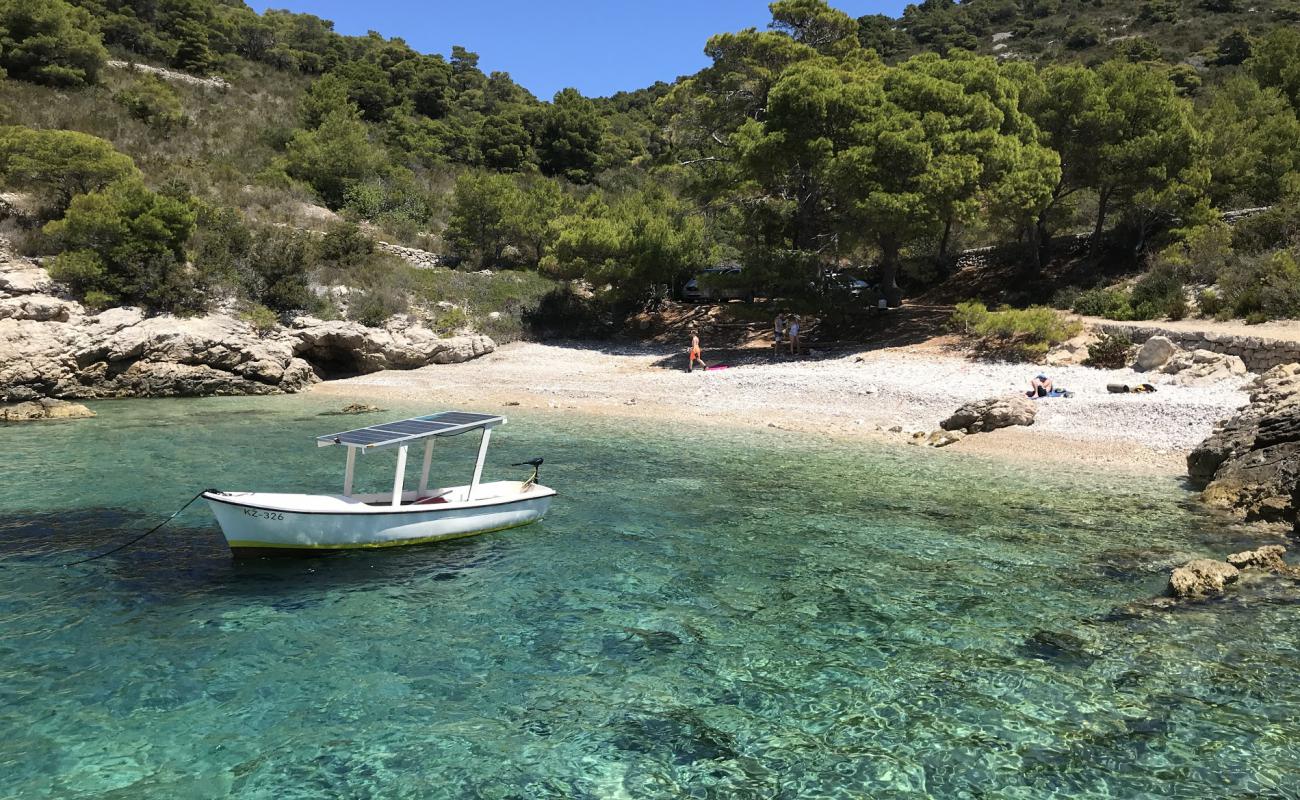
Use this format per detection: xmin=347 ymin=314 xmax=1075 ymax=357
xmin=309 ymin=341 xmax=1252 ymax=476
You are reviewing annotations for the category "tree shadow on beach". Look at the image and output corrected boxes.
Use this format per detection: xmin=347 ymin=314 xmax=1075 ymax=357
xmin=641 ymin=302 xmax=959 ymax=370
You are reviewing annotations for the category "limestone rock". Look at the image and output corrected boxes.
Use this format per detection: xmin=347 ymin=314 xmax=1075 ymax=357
xmin=1135 ymin=335 xmax=1176 ymax=370
xmin=1045 ymin=331 xmax=1097 ymax=367
xmin=1188 ymin=361 xmax=1300 ymax=523
xmin=1168 ymin=559 xmax=1240 ymax=598
xmin=0 ymin=295 xmax=79 ymax=321
xmin=1226 ymin=544 xmax=1290 ymax=573
xmin=340 ymin=403 xmax=382 ymax=414
xmin=927 ymin=429 xmax=966 ymax=447
xmin=1161 ymin=349 xmax=1248 ymax=386
xmin=1 ymin=398 xmax=95 ymax=421
xmin=940 ymin=395 xmax=1036 ymax=434
xmin=0 ymin=237 xmax=494 ymax=402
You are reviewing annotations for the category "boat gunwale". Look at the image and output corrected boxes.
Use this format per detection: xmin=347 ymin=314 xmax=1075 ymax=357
xmin=202 ymin=487 xmax=557 ymax=517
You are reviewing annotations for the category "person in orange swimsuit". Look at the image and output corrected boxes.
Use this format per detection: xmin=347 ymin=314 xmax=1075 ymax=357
xmin=687 ymin=330 xmax=707 ymax=372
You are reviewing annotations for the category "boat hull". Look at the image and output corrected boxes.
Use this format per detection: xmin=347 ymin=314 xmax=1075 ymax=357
xmin=204 ymin=490 xmax=553 ymax=557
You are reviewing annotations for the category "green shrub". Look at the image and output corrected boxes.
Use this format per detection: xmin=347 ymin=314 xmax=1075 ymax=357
xmin=951 ymin=301 xmax=1082 ymax=361
xmin=1246 ymin=311 xmax=1270 ymax=325
xmin=248 ymin=226 xmax=315 ymax=312
xmin=0 ymin=0 xmax=108 ymax=87
xmin=114 ymin=75 xmax=185 ymax=132
xmin=950 ymin=300 xmax=989 ymax=333
xmin=240 ymin=303 xmax=279 ymax=335
xmin=1073 ymin=287 xmax=1136 ymax=320
xmin=318 ymin=220 xmax=374 ymax=267
xmin=1131 ymin=262 xmax=1185 ymax=319
xmin=44 ymin=177 xmax=198 ymax=310
xmin=0 ymin=127 xmax=139 ymax=215
xmin=1197 ymin=288 xmax=1224 ymax=316
xmin=347 ymin=286 xmax=407 ymax=327
xmin=1083 ymin=332 xmax=1134 ymax=369
xmin=1221 ymin=250 xmax=1300 ymax=319
xmin=1050 ymin=286 xmax=1082 ymax=310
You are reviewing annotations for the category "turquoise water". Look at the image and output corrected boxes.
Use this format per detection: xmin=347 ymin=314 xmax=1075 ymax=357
xmin=2 ymin=396 xmax=1299 ymax=799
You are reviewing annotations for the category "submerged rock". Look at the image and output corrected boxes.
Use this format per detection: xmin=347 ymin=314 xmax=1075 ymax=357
xmin=1 ymin=398 xmax=95 ymax=421
xmin=940 ymin=395 xmax=1036 ymax=434
xmin=1168 ymin=558 xmax=1240 ymax=598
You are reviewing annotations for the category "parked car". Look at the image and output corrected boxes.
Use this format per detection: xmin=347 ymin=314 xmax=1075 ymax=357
xmin=683 ymin=265 xmax=755 ymax=302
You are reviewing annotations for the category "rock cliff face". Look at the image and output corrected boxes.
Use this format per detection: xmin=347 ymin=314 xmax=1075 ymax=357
xmin=1187 ymin=363 xmax=1300 ymax=522
xmin=0 ymin=246 xmax=494 ymax=401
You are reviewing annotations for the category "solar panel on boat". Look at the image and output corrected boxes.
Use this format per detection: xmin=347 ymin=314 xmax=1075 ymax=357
xmin=316 ymin=411 xmax=504 ymax=450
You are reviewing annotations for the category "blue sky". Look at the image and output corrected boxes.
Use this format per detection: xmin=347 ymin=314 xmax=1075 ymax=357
xmin=246 ymin=1 xmax=910 ymax=99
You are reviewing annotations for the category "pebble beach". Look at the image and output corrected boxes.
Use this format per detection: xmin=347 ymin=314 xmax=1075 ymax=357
xmin=314 ymin=340 xmax=1253 ymax=475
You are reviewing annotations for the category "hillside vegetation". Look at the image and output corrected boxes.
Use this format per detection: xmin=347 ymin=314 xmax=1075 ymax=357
xmin=0 ymin=0 xmax=1297 ymax=337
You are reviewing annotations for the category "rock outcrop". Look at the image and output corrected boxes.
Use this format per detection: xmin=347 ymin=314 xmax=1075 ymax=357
xmin=940 ymin=395 xmax=1036 ymax=434
xmin=1 ymin=398 xmax=95 ymax=421
xmin=1159 ymin=348 xmax=1248 ymax=386
xmin=0 ymin=244 xmax=495 ymax=401
xmin=1167 ymin=545 xmax=1297 ymax=599
xmin=1187 ymin=363 xmax=1300 ymax=522
xmin=1168 ymin=558 xmax=1239 ymax=598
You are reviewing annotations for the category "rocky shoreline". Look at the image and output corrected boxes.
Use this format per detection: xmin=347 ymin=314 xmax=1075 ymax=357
xmin=1188 ymin=363 xmax=1300 ymax=524
xmin=0 ymin=242 xmax=494 ymax=401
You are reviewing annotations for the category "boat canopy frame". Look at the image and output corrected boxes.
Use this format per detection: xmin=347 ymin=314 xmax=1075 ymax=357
xmin=318 ymin=412 xmax=507 ymax=505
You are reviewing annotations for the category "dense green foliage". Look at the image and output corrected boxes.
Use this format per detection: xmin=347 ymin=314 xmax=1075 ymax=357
xmin=0 ymin=125 xmax=139 ymax=213
xmin=951 ymin=299 xmax=1082 ymax=360
xmin=0 ymin=0 xmax=107 ymax=86
xmin=0 ymin=0 xmax=1298 ymax=331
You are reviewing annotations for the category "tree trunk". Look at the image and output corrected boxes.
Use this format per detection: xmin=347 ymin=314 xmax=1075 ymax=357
xmin=1090 ymin=189 xmax=1112 ymax=257
xmin=880 ymin=236 xmax=902 ymax=307
xmin=1025 ymin=220 xmax=1043 ymax=272
xmin=938 ymin=218 xmax=953 ymax=261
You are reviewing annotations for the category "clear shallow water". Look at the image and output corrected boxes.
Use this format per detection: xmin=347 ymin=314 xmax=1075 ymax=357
xmin=1 ymin=396 xmax=1298 ymax=799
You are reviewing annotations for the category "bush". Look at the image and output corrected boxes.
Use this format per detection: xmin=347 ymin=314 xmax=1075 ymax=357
xmin=44 ymin=177 xmax=198 ymax=310
xmin=1220 ymin=250 xmax=1300 ymax=320
xmin=248 ymin=227 xmax=315 ymax=312
xmin=114 ymin=75 xmax=185 ymax=132
xmin=240 ymin=303 xmax=279 ymax=335
xmin=0 ymin=0 xmax=108 ymax=87
xmin=1050 ymin=286 xmax=1082 ymax=310
xmin=951 ymin=301 xmax=1082 ymax=361
xmin=1131 ymin=262 xmax=1185 ymax=319
xmin=284 ymin=106 xmax=387 ymax=209
xmin=318 ymin=220 xmax=374 ymax=267
xmin=1083 ymin=332 xmax=1134 ymax=369
xmin=1197 ymin=288 xmax=1224 ymax=317
xmin=1073 ymin=287 xmax=1135 ymax=320
xmin=347 ymin=286 xmax=407 ymax=327
xmin=0 ymin=127 xmax=139 ymax=215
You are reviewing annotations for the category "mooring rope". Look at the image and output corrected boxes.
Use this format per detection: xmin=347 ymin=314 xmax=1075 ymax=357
xmin=3 ymin=489 xmax=218 ymax=568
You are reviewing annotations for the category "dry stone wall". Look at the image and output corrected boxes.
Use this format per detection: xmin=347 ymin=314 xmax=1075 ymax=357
xmin=1101 ymin=324 xmax=1300 ymax=373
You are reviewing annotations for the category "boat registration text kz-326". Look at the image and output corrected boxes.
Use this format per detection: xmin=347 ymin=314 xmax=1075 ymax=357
xmin=242 ymin=509 xmax=285 ymax=520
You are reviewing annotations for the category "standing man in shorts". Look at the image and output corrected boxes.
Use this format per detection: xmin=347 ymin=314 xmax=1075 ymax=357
xmin=688 ymin=329 xmax=707 ymax=372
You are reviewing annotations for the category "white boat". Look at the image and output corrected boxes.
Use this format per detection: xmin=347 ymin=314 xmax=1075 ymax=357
xmin=202 ymin=411 xmax=555 ymax=557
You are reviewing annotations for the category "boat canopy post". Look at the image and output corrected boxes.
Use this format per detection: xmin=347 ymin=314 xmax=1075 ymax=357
xmin=469 ymin=428 xmax=492 ymax=501
xmin=343 ymin=447 xmax=356 ymax=496
xmin=392 ymin=445 xmax=408 ymax=507
xmin=419 ymin=439 xmax=434 ymax=494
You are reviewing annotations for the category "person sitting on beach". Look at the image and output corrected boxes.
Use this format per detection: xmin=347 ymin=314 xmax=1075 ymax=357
xmin=788 ymin=316 xmax=801 ymax=355
xmin=688 ymin=330 xmax=707 ymax=372
xmin=1027 ymin=373 xmax=1053 ymax=398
